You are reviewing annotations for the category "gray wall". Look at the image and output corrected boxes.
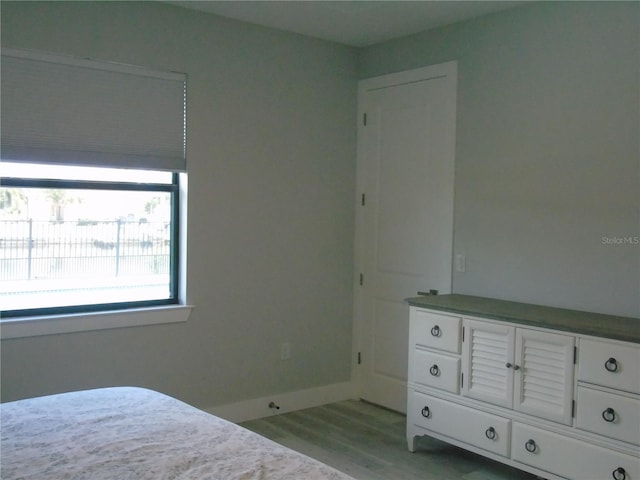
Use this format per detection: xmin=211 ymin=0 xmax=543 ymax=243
xmin=0 ymin=1 xmax=357 ymax=404
xmin=2 ymin=0 xmax=638 ymax=406
xmin=360 ymin=1 xmax=639 ymax=317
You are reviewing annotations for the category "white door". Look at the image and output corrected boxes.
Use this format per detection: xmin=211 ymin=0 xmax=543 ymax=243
xmin=513 ymin=328 xmax=575 ymax=425
xmin=462 ymin=319 xmax=515 ymax=409
xmin=354 ymin=62 xmax=457 ymax=412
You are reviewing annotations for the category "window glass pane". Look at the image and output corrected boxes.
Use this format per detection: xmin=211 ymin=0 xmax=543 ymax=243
xmin=0 ymin=162 xmax=172 ymax=184
xmin=0 ymin=166 xmax=175 ymax=314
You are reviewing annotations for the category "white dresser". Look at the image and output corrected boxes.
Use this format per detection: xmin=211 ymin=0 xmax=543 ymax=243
xmin=407 ymin=294 xmax=640 ymax=480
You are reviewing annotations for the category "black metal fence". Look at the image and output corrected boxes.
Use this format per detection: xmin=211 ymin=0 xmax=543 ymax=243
xmin=0 ymin=219 xmax=171 ymax=281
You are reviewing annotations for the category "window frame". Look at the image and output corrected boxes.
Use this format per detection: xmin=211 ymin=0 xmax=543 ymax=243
xmin=0 ymin=170 xmax=181 ymax=320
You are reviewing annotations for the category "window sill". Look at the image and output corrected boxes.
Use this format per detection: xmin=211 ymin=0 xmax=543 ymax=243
xmin=0 ymin=304 xmax=193 ymax=339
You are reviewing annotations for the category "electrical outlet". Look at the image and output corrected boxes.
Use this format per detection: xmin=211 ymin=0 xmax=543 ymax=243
xmin=280 ymin=342 xmax=291 ymax=361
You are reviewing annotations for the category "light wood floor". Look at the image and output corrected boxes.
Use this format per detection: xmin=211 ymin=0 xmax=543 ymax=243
xmin=241 ymin=400 xmax=540 ymax=480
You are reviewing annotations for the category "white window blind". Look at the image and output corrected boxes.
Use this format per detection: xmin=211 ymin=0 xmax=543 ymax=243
xmin=1 ymin=48 xmax=186 ymax=171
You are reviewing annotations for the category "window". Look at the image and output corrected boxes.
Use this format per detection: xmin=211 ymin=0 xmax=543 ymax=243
xmin=1 ymin=162 xmax=179 ymax=317
xmin=1 ymin=48 xmax=188 ymax=331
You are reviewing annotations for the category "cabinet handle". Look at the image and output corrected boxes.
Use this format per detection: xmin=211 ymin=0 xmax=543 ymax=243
xmin=429 ymin=364 xmax=440 ymax=376
xmin=602 ymin=407 xmax=616 ymax=423
xmin=513 ymin=364 xmax=520 ymax=371
xmin=421 ymin=406 xmax=431 ymax=418
xmin=485 ymin=427 xmax=496 ymax=440
xmin=524 ymin=439 xmax=537 ymax=453
xmin=612 ymin=467 xmax=627 ymax=480
xmin=605 ymin=357 xmax=619 ymax=372
xmin=430 ymin=325 xmax=441 ymax=337
xmin=506 ymin=362 xmax=512 ymax=369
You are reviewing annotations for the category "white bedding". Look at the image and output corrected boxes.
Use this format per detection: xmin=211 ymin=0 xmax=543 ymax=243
xmin=0 ymin=387 xmax=356 ymax=480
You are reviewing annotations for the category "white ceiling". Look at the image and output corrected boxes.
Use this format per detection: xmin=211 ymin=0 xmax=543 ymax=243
xmin=166 ymin=1 xmax=529 ymax=47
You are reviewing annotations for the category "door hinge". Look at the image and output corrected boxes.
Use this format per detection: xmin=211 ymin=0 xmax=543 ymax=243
xmin=573 ymin=346 xmax=577 ymax=364
xmin=572 ymin=399 xmax=576 ymax=418
xmin=361 ymin=193 xmax=366 ymax=206
xmin=357 ymin=352 xmax=362 ymax=365
xmin=363 ymin=113 xmax=367 ymax=126
xmin=462 ymin=326 xmax=465 ymax=342
xmin=359 ymin=273 xmax=364 ymax=286
xmin=461 ymin=372 xmax=464 ymax=389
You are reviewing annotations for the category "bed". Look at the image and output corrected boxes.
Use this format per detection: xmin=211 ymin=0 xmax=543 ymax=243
xmin=0 ymin=386 xmax=357 ymax=480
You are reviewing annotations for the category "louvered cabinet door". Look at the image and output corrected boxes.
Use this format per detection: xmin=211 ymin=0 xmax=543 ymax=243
xmin=462 ymin=320 xmax=515 ymax=408
xmin=514 ymin=329 xmax=575 ymax=425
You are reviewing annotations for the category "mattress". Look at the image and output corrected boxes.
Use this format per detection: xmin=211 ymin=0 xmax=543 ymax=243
xmin=0 ymin=386 xmax=356 ymax=479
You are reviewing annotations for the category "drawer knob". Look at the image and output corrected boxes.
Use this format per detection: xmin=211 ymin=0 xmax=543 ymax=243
xmin=421 ymin=406 xmax=431 ymax=418
xmin=605 ymin=357 xmax=619 ymax=372
xmin=429 ymin=364 xmax=440 ymax=376
xmin=524 ymin=439 xmax=537 ymax=453
xmin=602 ymin=407 xmax=616 ymax=423
xmin=485 ymin=426 xmax=496 ymax=440
xmin=430 ymin=325 xmax=441 ymax=337
xmin=612 ymin=467 xmax=627 ymax=480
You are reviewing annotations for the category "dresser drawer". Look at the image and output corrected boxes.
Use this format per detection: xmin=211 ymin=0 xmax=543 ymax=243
xmin=409 ymin=349 xmax=460 ymax=393
xmin=512 ymin=422 xmax=640 ymax=480
xmin=577 ymin=386 xmax=640 ymax=445
xmin=578 ymin=339 xmax=640 ymax=394
xmin=410 ymin=309 xmax=461 ymax=354
xmin=408 ymin=390 xmax=510 ymax=457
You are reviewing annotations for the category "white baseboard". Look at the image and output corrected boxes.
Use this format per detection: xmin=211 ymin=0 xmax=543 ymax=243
xmin=205 ymin=381 xmax=358 ymax=423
